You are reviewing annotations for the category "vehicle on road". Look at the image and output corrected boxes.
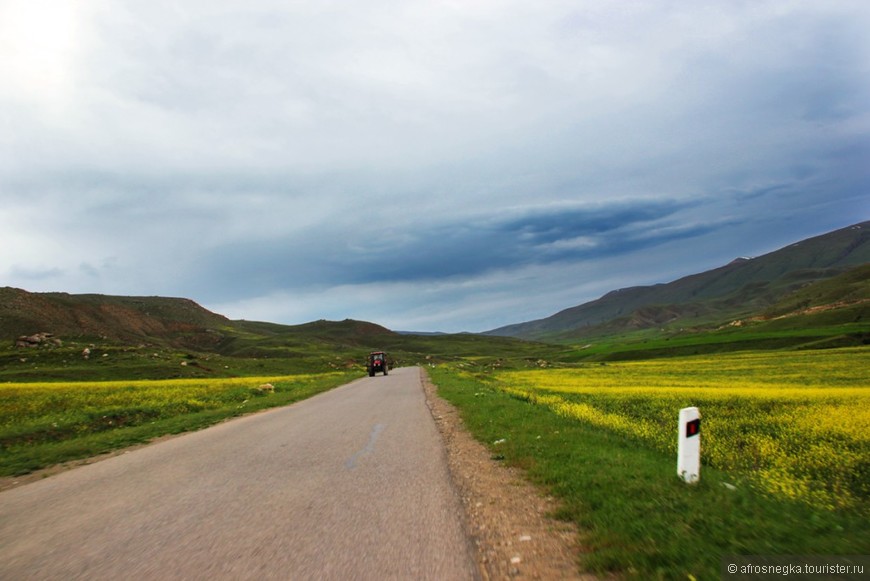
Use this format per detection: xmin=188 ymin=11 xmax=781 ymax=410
xmin=367 ymin=351 xmax=389 ymax=377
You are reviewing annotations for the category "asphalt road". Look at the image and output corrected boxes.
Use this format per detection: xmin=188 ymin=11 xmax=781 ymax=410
xmin=0 ymin=367 xmax=478 ymax=580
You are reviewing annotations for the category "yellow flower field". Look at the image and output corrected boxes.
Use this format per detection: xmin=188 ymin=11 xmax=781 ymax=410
xmin=0 ymin=373 xmax=350 ymax=451
xmin=495 ymin=348 xmax=870 ymax=511
xmin=2 ymin=374 xmax=334 ymax=419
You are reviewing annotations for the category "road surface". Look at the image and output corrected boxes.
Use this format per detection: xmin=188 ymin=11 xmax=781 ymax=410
xmin=0 ymin=367 xmax=478 ymax=580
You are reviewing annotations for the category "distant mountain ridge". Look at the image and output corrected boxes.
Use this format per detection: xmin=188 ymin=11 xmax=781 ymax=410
xmin=0 ymin=287 xmax=394 ymax=351
xmin=3 ymin=222 xmax=867 ymax=349
xmin=486 ymin=221 xmax=870 ymax=341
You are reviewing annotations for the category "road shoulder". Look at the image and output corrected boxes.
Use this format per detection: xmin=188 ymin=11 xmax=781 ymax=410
xmin=421 ymin=368 xmax=600 ymax=580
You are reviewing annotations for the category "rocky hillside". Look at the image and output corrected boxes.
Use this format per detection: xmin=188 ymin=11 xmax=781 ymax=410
xmin=0 ymin=289 xmax=234 ymax=349
xmin=0 ymin=289 xmax=395 ymax=352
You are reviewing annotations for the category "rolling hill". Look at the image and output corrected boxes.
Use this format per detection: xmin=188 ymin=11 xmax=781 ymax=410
xmin=486 ymin=221 xmax=870 ymax=341
xmin=0 ymin=286 xmax=561 ymax=382
xmin=0 ymin=287 xmax=396 ymax=352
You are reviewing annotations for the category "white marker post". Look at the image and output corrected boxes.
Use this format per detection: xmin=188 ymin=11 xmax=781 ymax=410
xmin=677 ymin=407 xmax=701 ymax=484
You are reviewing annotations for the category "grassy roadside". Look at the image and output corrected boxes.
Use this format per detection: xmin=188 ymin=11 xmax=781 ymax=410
xmin=429 ymin=366 xmax=869 ymax=580
xmin=0 ymin=371 xmax=357 ymax=476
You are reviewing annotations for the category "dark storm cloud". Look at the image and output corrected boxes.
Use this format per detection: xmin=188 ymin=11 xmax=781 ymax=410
xmin=189 ymin=198 xmax=725 ymax=302
xmin=1 ymin=1 xmax=868 ymax=331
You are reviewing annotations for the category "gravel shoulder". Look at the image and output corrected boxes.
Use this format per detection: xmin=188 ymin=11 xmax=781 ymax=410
xmin=421 ymin=368 xmax=601 ymax=580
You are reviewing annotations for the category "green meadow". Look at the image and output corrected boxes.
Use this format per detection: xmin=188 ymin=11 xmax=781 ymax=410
xmin=429 ymin=345 xmax=870 ymax=580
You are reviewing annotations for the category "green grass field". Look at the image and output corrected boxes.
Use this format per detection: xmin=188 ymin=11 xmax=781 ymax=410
xmin=429 ymin=346 xmax=870 ymax=579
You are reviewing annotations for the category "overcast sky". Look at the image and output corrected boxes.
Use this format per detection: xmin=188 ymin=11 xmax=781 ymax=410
xmin=2 ymin=1 xmax=868 ymax=332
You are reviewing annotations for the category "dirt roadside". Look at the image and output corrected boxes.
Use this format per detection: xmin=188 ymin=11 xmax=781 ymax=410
xmin=421 ymin=368 xmax=601 ymax=580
